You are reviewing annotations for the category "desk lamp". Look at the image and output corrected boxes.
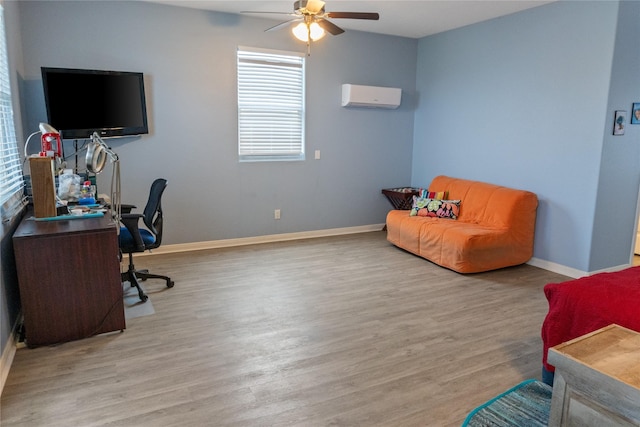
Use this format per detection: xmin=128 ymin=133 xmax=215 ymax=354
xmin=86 ymin=132 xmax=121 ymax=224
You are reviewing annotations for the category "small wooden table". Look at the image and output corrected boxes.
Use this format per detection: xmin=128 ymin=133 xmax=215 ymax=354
xmin=381 ymin=187 xmax=420 ymax=210
xmin=547 ymin=324 xmax=640 ymax=427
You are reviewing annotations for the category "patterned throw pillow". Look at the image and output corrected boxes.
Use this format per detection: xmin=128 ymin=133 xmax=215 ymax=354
xmin=410 ymin=197 xmax=461 ymax=219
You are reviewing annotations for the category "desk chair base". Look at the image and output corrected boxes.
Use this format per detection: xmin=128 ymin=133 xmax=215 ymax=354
xmin=121 ymin=253 xmax=174 ymax=303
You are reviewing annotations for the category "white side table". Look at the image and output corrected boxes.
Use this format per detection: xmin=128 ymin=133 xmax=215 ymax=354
xmin=548 ymin=324 xmax=640 ymax=427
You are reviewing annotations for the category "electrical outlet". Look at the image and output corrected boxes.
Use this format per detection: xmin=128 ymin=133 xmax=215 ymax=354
xmin=274 ymin=209 xmax=281 ymax=220
xmin=315 ymin=150 xmax=321 ymax=160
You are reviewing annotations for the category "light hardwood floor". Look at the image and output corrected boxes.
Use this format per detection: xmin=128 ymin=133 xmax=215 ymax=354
xmin=1 ymin=231 xmax=570 ymax=426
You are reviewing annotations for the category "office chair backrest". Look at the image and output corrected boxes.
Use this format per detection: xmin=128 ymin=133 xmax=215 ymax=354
xmin=143 ymin=178 xmax=167 ymax=248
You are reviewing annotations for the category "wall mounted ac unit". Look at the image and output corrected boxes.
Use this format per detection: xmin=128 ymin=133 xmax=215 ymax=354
xmin=341 ymin=84 xmax=402 ymax=109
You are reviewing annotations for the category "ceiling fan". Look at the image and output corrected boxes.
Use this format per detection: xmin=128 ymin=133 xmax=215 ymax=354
xmin=242 ymin=0 xmax=379 ymax=54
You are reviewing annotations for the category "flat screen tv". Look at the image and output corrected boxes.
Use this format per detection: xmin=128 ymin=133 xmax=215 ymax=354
xmin=41 ymin=67 xmax=149 ymax=139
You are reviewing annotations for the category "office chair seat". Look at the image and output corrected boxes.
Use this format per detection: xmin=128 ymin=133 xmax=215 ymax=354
xmin=119 ymin=227 xmax=155 ymax=248
xmin=119 ymin=178 xmax=174 ymax=302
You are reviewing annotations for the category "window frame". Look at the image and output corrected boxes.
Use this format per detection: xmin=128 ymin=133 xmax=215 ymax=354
xmin=0 ymin=3 xmax=25 ymax=223
xmin=237 ymin=46 xmax=306 ymax=162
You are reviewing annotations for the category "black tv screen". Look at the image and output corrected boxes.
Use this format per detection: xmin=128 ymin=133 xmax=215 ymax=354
xmin=41 ymin=67 xmax=149 ymax=139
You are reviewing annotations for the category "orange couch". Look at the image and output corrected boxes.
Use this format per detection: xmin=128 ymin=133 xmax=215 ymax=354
xmin=385 ymin=176 xmax=538 ymax=273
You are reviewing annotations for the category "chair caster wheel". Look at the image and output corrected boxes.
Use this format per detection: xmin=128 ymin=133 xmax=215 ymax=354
xmin=139 ymin=294 xmax=149 ymax=302
xmin=167 ymin=280 xmax=175 ymax=288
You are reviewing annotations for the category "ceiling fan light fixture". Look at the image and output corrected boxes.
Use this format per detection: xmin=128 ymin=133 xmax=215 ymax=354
xmin=292 ymin=21 xmax=325 ymax=42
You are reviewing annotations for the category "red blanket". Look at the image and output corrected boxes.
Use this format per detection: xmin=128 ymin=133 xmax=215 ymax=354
xmin=541 ymin=266 xmax=640 ymax=372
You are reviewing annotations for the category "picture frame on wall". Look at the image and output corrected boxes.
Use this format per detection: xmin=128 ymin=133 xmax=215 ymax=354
xmin=614 ymin=110 xmax=626 ymax=135
xmin=632 ymin=103 xmax=640 ymax=124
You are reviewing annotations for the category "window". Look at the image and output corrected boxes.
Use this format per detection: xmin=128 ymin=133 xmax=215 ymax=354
xmin=0 ymin=4 xmax=24 ymax=222
xmin=237 ymin=46 xmax=305 ymax=162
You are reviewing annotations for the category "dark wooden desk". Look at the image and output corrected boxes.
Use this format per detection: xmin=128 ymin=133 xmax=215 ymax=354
xmin=13 ymin=213 xmax=125 ymax=347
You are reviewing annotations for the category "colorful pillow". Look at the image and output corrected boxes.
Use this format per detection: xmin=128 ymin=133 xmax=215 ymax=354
xmin=418 ymin=189 xmax=449 ymax=200
xmin=410 ymin=197 xmax=461 ymax=219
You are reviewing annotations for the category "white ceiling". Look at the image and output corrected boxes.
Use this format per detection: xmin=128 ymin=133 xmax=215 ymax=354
xmin=142 ymin=0 xmax=555 ymax=39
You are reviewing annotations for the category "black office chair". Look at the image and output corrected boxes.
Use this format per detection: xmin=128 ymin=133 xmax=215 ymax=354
xmin=119 ymin=178 xmax=174 ymax=302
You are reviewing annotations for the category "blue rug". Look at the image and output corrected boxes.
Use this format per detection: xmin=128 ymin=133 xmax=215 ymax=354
xmin=462 ymin=379 xmax=552 ymax=427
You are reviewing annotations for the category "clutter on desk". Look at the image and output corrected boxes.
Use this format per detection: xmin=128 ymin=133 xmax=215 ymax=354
xmin=29 ymin=200 xmax=108 ymax=221
xmin=57 ymin=171 xmax=97 ymax=203
xmin=58 ymin=171 xmax=82 ymax=201
xmin=33 ymin=211 xmax=104 ymax=221
xmin=78 ymin=180 xmax=96 ymax=205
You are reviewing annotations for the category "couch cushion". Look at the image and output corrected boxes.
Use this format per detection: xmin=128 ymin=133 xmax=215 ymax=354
xmin=428 ymin=176 xmax=537 ymax=229
xmin=386 ymin=209 xmax=423 ymax=255
xmin=418 ymin=220 xmax=514 ymax=272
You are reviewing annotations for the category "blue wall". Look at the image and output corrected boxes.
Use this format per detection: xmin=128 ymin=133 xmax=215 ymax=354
xmin=590 ymin=0 xmax=640 ymax=271
xmin=17 ymin=1 xmax=417 ymax=243
xmin=413 ymin=1 xmax=640 ymax=274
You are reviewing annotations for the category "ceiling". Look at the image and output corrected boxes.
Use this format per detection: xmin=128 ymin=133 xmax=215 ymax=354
xmin=143 ymin=0 xmax=555 ymax=39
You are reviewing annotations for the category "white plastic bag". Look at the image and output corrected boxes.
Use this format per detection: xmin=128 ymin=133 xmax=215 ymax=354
xmin=58 ymin=173 xmax=82 ymax=201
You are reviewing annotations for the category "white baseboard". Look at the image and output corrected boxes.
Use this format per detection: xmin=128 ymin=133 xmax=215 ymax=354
xmin=527 ymin=257 xmax=634 ymax=279
xmin=0 ymin=316 xmax=21 ymax=397
xmin=527 ymin=257 xmax=585 ymax=278
xmin=582 ymin=263 xmax=633 ymax=276
xmin=136 ymin=224 xmax=386 ymax=256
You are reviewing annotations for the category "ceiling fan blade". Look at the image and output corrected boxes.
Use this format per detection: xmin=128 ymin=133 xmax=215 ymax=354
xmin=317 ymin=18 xmax=344 ymax=36
xmin=304 ymin=0 xmax=326 ymax=14
xmin=265 ymin=19 xmax=300 ymax=32
xmin=326 ymin=12 xmax=380 ymax=20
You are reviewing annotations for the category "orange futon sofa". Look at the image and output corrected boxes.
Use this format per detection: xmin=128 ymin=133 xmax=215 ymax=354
xmin=385 ymin=175 xmax=538 ymax=273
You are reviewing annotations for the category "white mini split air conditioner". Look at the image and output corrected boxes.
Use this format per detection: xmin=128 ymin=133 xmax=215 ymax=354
xmin=341 ymin=84 xmax=402 ymax=109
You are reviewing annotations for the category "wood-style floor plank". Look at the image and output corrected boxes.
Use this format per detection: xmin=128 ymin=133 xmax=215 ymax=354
xmin=1 ymin=231 xmax=569 ymax=426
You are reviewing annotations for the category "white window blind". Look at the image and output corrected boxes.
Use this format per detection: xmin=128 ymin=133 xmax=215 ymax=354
xmin=0 ymin=4 xmax=24 ymax=222
xmin=237 ymin=47 xmax=305 ymax=162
